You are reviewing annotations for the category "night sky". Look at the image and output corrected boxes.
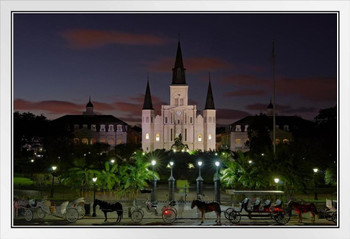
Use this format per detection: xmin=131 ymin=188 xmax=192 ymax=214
xmin=14 ymin=13 xmax=337 ymax=126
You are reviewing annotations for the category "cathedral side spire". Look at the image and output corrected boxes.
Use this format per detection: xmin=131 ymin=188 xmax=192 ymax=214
xmin=143 ymin=80 xmax=153 ymax=110
xmin=204 ymin=73 xmax=215 ymax=109
xmin=172 ymin=40 xmax=186 ymax=85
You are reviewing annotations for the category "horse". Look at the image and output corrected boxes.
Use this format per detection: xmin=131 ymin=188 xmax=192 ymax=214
xmin=93 ymin=199 xmax=123 ymax=223
xmin=191 ymin=200 xmax=221 ymax=225
xmin=287 ymin=200 xmax=318 ymax=223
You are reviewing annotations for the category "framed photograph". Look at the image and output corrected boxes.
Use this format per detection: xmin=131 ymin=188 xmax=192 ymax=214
xmin=1 ymin=1 xmax=349 ymax=239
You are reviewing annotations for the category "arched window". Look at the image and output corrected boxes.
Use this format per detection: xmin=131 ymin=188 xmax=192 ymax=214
xmin=198 ymin=134 xmax=202 ymax=142
xmin=100 ymin=138 xmax=106 ymax=143
xmin=91 ymin=138 xmax=96 ymax=144
xmin=208 ymin=134 xmax=212 ymax=140
xmin=156 ymin=133 xmax=160 ymax=142
xmin=108 ymin=138 xmax=114 ymax=145
xmin=145 ymin=133 xmax=149 ymax=140
xmin=82 ymin=138 xmax=88 ymax=144
xmin=73 ymin=138 xmax=80 ymax=144
xmin=283 ymin=139 xmax=289 ymax=144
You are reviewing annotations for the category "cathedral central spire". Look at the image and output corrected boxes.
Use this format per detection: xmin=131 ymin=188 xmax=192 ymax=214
xmin=172 ymin=40 xmax=186 ymax=85
xmin=143 ymin=80 xmax=153 ymax=110
xmin=205 ymin=73 xmax=215 ymax=109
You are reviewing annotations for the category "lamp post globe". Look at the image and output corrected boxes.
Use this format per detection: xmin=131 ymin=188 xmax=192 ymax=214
xmin=313 ymin=168 xmax=319 ymax=200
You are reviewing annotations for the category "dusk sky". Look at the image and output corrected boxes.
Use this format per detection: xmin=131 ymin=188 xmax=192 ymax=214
xmin=14 ymin=13 xmax=337 ymax=126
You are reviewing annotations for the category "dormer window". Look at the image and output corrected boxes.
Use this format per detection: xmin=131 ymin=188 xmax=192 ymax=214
xmin=244 ymin=125 xmax=248 ymax=131
xmin=100 ymin=125 xmax=105 ymax=132
xmin=284 ymin=125 xmax=289 ymax=131
xmin=235 ymin=125 xmax=241 ymax=132
xmin=74 ymin=124 xmax=79 ymax=129
xmin=83 ymin=124 xmax=88 ymax=128
xmin=108 ymin=125 xmax=114 ymax=132
xmin=117 ymin=125 xmax=122 ymax=132
xmin=91 ymin=124 xmax=96 ymax=131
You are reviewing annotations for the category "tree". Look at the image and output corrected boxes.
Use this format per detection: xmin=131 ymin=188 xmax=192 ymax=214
xmin=116 ymin=152 xmax=157 ymax=200
xmin=246 ymin=114 xmax=272 ymax=154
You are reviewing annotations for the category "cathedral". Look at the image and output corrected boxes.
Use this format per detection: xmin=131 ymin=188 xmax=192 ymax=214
xmin=142 ymin=41 xmax=216 ymax=152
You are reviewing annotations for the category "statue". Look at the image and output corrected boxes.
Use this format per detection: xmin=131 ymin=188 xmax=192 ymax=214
xmin=171 ymin=133 xmax=189 ymax=152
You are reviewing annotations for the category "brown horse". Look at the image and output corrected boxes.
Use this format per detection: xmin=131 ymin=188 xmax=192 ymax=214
xmin=287 ymin=200 xmax=318 ymax=223
xmin=191 ymin=200 xmax=221 ymax=225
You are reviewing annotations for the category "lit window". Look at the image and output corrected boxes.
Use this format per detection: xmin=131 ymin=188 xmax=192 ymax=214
xmin=283 ymin=139 xmax=289 ymax=144
xmin=198 ymin=134 xmax=202 ymax=142
xmin=100 ymin=138 xmax=106 ymax=143
xmin=91 ymin=124 xmax=96 ymax=131
xmin=82 ymin=138 xmax=88 ymax=144
xmin=73 ymin=138 xmax=80 ymax=144
xmin=276 ymin=139 xmax=280 ymax=145
xmin=244 ymin=125 xmax=248 ymax=131
xmin=145 ymin=133 xmax=149 ymax=140
xmin=208 ymin=134 xmax=212 ymax=140
xmin=156 ymin=133 xmax=160 ymax=142
xmin=91 ymin=138 xmax=96 ymax=144
xmin=108 ymin=138 xmax=114 ymax=145
xmin=235 ymin=139 xmax=241 ymax=145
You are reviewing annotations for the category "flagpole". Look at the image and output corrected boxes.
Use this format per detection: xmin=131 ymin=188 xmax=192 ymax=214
xmin=272 ymin=40 xmax=276 ymax=157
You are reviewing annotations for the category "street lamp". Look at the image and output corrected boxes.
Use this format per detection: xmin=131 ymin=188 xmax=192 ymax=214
xmin=110 ymin=159 xmax=115 ymax=164
xmin=196 ymin=161 xmax=203 ymax=196
xmin=50 ymin=166 xmax=57 ymax=198
xmin=151 ymin=160 xmax=157 ymax=204
xmin=214 ymin=161 xmax=221 ymax=202
xmin=92 ymin=176 xmax=97 ymax=217
xmin=168 ymin=161 xmax=175 ymax=201
xmin=274 ymin=178 xmax=280 ymax=190
xmin=248 ymin=160 xmax=253 ymax=164
xmin=313 ymin=168 xmax=319 ymax=200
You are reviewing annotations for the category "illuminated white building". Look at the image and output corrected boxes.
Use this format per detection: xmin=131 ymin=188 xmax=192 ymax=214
xmin=142 ymin=41 xmax=216 ymax=152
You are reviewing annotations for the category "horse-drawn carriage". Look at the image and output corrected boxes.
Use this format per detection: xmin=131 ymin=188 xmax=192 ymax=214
xmin=22 ymin=197 xmax=85 ymax=223
xmin=318 ymin=199 xmax=337 ymax=224
xmin=225 ymin=190 xmax=291 ymax=225
xmin=129 ymin=190 xmax=177 ymax=224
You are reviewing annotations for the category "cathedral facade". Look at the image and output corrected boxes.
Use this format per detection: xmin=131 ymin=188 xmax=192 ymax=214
xmin=142 ymin=41 xmax=216 ymax=152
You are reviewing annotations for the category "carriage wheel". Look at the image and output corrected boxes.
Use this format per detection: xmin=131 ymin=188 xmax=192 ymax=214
xmin=77 ymin=206 xmax=85 ymax=219
xmin=228 ymin=211 xmax=241 ymax=224
xmin=224 ymin=208 xmax=234 ymax=220
xmin=24 ymin=209 xmax=33 ymax=222
xmin=66 ymin=208 xmax=79 ymax=223
xmin=331 ymin=213 xmax=337 ymax=224
xmin=274 ymin=209 xmax=291 ymax=225
xmin=131 ymin=209 xmax=143 ymax=224
xmin=162 ymin=208 xmax=176 ymax=224
xmin=37 ymin=208 xmax=46 ymax=219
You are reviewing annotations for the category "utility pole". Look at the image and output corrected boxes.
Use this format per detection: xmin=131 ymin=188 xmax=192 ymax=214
xmin=272 ymin=40 xmax=276 ymax=157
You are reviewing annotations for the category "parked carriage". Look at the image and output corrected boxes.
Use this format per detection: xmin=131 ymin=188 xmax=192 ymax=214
xmin=225 ymin=190 xmax=291 ymax=225
xmin=129 ymin=190 xmax=177 ymax=224
xmin=318 ymin=198 xmax=337 ymax=224
xmin=23 ymin=198 xmax=84 ymax=223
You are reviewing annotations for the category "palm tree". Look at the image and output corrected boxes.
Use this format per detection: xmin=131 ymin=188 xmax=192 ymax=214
xmin=61 ymin=158 xmax=98 ymax=197
xmin=98 ymin=161 xmax=120 ymax=198
xmin=116 ymin=155 xmax=158 ymax=200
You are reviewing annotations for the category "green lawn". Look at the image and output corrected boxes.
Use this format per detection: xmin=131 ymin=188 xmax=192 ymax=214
xmin=13 ymin=177 xmax=34 ymax=186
